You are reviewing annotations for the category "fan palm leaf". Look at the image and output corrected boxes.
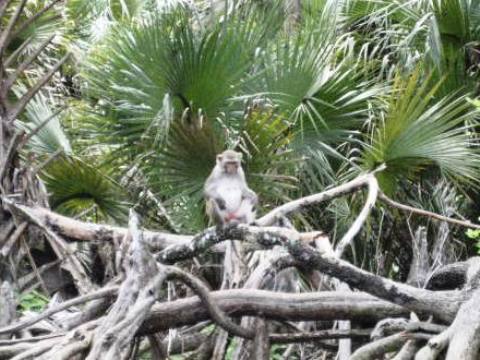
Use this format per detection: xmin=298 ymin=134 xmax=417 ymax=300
xmin=18 ymin=93 xmax=72 ymax=155
xmin=41 ymin=156 xmax=129 ymax=222
xmin=363 ymin=70 xmax=480 ymax=193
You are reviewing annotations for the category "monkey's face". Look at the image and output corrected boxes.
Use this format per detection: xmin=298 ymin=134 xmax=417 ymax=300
xmin=217 ymin=150 xmax=242 ymax=175
xmin=224 ymin=161 xmax=239 ymax=175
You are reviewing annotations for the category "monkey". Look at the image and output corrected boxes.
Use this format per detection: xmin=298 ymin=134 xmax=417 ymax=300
xmin=204 ymin=150 xmax=258 ymax=226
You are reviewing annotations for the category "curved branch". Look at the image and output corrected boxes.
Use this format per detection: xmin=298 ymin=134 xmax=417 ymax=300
xmin=165 ymin=266 xmax=254 ymax=339
xmin=158 ymin=224 xmax=464 ymax=323
xmin=335 ymin=175 xmax=379 ymax=257
xmin=256 ymin=173 xmax=372 ymax=226
xmin=379 ymin=192 xmax=480 ymax=229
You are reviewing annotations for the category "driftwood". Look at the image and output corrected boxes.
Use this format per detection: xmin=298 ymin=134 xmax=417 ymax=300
xmin=0 ymin=170 xmax=479 ymax=359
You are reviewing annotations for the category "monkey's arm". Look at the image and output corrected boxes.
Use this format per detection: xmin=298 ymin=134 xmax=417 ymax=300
xmin=204 ymin=184 xmax=227 ymax=210
xmin=232 ymin=188 xmax=257 ymax=224
xmin=242 ymin=187 xmax=258 ymax=205
xmin=205 ymin=198 xmax=225 ymax=225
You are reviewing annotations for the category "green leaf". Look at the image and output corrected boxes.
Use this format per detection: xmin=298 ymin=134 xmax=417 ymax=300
xmin=363 ymin=70 xmax=480 ymax=192
xmin=41 ymin=156 xmax=129 ymax=222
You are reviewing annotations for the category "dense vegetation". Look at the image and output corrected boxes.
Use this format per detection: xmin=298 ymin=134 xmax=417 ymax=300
xmin=2 ymin=0 xmax=480 ymax=359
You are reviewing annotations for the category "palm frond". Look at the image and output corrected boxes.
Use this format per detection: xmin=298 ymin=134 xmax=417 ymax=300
xmin=82 ymin=5 xmax=275 ymax=147
xmin=363 ymin=70 xmax=480 ymax=192
xmin=238 ymin=109 xmax=299 ymax=206
xmin=41 ymin=156 xmax=129 ymax=222
xmin=18 ymin=93 xmax=72 ymax=155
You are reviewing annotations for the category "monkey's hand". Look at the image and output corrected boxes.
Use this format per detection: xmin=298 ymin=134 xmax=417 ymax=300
xmin=215 ymin=197 xmax=226 ymax=210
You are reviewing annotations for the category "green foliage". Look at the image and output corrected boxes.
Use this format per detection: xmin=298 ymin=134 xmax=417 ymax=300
xmin=19 ymin=291 xmax=49 ymax=313
xmin=466 ymin=226 xmax=480 ymax=254
xmin=20 ymin=94 xmax=72 ymax=155
xmin=82 ymin=6 xmax=272 ymax=146
xmin=363 ymin=70 xmax=480 ymax=193
xmin=260 ymin=24 xmax=380 ymax=149
xmin=4 ymin=0 xmax=64 ymax=54
xmin=238 ymin=109 xmax=298 ymax=205
xmin=41 ymin=156 xmax=129 ymax=222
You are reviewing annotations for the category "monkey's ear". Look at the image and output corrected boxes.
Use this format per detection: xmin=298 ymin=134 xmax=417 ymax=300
xmin=237 ymin=152 xmax=243 ymax=160
xmin=217 ymin=154 xmax=223 ymax=163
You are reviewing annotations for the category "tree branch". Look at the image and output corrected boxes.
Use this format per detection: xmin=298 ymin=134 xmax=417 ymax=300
xmin=1 ymin=199 xmax=191 ymax=249
xmin=379 ymin=192 xmax=480 ymax=229
xmin=3 ymin=197 xmax=95 ymax=293
xmin=0 ymin=287 xmax=118 ymax=336
xmin=256 ymin=173 xmax=373 ymax=226
xmin=139 ymin=290 xmax=409 ymax=335
xmin=164 ymin=266 xmax=254 ymax=339
xmin=335 ymin=175 xmax=378 ymax=257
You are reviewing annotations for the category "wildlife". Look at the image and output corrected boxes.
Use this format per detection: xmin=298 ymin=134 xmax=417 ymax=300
xmin=204 ymin=150 xmax=258 ymax=226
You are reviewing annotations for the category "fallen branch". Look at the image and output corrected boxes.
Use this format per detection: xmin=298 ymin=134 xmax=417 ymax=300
xmin=4 ymin=197 xmax=95 ymax=293
xmin=1 ymin=199 xmax=190 ymax=249
xmin=165 ymin=266 xmax=254 ymax=339
xmin=139 ymin=290 xmax=409 ymax=335
xmin=269 ymin=328 xmax=371 ymax=343
xmin=416 ymin=286 xmax=480 ymax=360
xmin=350 ymin=332 xmax=431 ymax=360
xmin=0 ymin=287 xmax=118 ymax=336
xmin=157 ymin=224 xmax=464 ymax=322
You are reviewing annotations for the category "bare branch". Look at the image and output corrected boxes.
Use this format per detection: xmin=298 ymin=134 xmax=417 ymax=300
xmin=0 ymin=221 xmax=26 ymax=257
xmin=0 ymin=130 xmax=25 ymax=185
xmin=350 ymin=332 xmax=430 ymax=360
xmin=256 ymin=173 xmax=373 ymax=226
xmin=269 ymin=328 xmax=371 ymax=343
xmin=415 ymin=285 xmax=480 ymax=360
xmin=379 ymin=192 xmax=480 ymax=229
xmin=158 ymin=224 xmax=464 ymax=322
xmin=18 ymin=259 xmax=60 ymax=291
xmin=20 ymin=235 xmax=50 ymax=295
xmin=9 ymin=338 xmax=58 ymax=360
xmin=139 ymin=290 xmax=409 ymax=335
xmin=335 ymin=174 xmax=379 ymax=257
xmin=0 ymin=333 xmax=63 ymax=346
xmin=253 ymin=318 xmax=269 ymax=359
xmin=165 ymin=266 xmax=254 ymax=339
xmin=87 ymin=210 xmax=164 ymax=359
xmin=3 ymin=197 xmax=95 ymax=293
xmin=0 ymin=286 xmax=118 ymax=336
xmin=1 ymin=200 xmax=191 ymax=249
